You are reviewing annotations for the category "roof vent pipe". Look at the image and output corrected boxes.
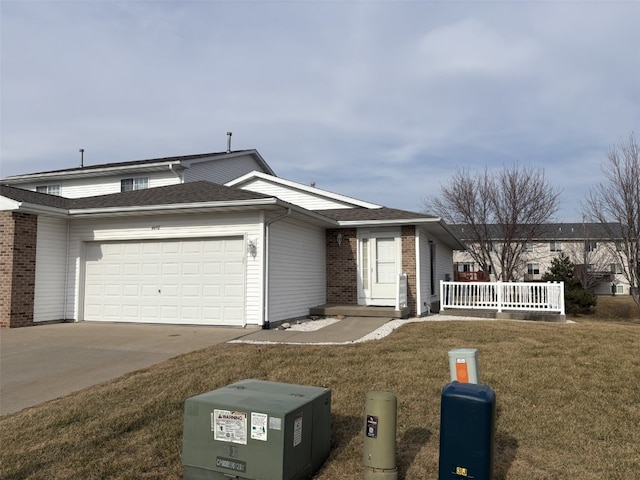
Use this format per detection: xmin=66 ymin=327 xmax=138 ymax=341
xmin=226 ymin=131 xmax=232 ymax=153
xmin=79 ymin=148 xmax=85 ymax=168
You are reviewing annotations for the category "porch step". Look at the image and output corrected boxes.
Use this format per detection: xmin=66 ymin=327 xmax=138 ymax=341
xmin=309 ymin=304 xmax=410 ymax=319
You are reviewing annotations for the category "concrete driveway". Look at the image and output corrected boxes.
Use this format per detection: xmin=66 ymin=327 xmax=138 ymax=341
xmin=0 ymin=322 xmax=254 ymax=416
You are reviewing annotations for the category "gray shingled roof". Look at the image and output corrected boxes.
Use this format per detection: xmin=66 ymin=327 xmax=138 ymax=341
xmin=316 ymin=207 xmax=438 ymax=222
xmin=0 ymin=185 xmax=73 ymax=209
xmin=451 ymin=223 xmax=624 ymax=240
xmin=69 ymin=181 xmax=273 ymax=209
xmin=1 ymin=181 xmax=273 ymax=211
xmin=2 ymin=183 xmax=446 ymax=227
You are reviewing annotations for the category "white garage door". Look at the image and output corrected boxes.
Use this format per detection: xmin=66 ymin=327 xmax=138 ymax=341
xmin=84 ymin=237 xmax=245 ymax=326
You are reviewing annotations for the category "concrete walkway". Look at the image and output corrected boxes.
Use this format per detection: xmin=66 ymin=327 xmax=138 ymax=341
xmin=0 ymin=317 xmax=394 ymax=416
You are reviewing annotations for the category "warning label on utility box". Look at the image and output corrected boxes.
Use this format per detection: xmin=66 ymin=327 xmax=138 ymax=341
xmin=251 ymin=412 xmax=268 ymax=441
xmin=366 ymin=415 xmax=378 ymax=439
xmin=293 ymin=412 xmax=303 ymax=447
xmin=212 ymin=410 xmax=247 ymax=445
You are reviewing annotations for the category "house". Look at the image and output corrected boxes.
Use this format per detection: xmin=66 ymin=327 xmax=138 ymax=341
xmin=451 ymin=223 xmax=632 ymax=295
xmin=1 ymin=150 xmax=465 ymax=328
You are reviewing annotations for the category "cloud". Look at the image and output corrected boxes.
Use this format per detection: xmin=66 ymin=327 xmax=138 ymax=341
xmin=417 ymin=17 xmax=538 ymax=78
xmin=1 ymin=1 xmax=638 ymax=221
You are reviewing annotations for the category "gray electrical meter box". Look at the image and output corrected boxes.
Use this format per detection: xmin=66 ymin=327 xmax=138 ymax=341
xmin=182 ymin=379 xmax=331 ymax=480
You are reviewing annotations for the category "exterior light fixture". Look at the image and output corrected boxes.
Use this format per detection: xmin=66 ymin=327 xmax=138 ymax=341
xmin=336 ymin=233 xmax=343 ymax=246
xmin=247 ymin=239 xmax=258 ymax=258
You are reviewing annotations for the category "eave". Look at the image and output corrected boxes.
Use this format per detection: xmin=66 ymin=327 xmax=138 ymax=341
xmin=3 ymin=162 xmax=185 ymax=184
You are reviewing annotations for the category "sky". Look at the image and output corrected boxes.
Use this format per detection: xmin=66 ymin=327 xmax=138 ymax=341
xmin=1 ymin=0 xmax=639 ymax=221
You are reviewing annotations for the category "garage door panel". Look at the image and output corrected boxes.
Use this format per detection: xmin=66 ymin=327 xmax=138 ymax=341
xmin=182 ymin=263 xmax=201 ymax=275
xmin=180 ymin=306 xmax=199 ymax=320
xmin=122 ymin=285 xmax=140 ymax=297
xmin=104 ymin=264 xmax=122 ymax=276
xmin=141 ymin=305 xmax=159 ymax=317
xmin=161 ymin=242 xmax=180 ymax=254
xmin=84 ymin=237 xmax=245 ymax=325
xmin=181 ymin=285 xmax=201 ymax=297
xmin=203 ymin=262 xmax=222 ymax=275
xmin=225 ymin=262 xmax=244 ymax=275
xmin=162 ymin=263 xmax=180 ymax=275
xmin=104 ymin=285 xmax=121 ymax=297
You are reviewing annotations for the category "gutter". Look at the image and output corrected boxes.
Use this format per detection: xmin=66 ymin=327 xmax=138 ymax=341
xmin=262 ymin=207 xmax=292 ymax=329
xmin=2 ymin=162 xmax=184 ymax=183
xmin=10 ymin=201 xmax=70 ymax=217
xmin=67 ymin=198 xmax=282 ymax=216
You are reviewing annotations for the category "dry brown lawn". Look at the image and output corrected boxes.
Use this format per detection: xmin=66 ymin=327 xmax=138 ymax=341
xmin=1 ymin=296 xmax=638 ymax=479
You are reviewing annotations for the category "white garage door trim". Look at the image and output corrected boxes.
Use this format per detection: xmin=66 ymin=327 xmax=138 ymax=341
xmin=83 ymin=237 xmax=245 ymax=326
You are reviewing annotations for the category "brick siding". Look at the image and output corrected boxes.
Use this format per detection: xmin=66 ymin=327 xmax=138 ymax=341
xmin=326 ymin=228 xmax=358 ymax=304
xmin=401 ymin=225 xmax=417 ymax=317
xmin=0 ymin=211 xmax=37 ymax=328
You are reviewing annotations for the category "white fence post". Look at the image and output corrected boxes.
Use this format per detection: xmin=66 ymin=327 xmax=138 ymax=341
xmin=496 ymin=280 xmax=503 ymax=313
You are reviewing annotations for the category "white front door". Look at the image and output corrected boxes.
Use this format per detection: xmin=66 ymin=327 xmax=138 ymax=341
xmin=358 ymin=230 xmax=400 ymax=306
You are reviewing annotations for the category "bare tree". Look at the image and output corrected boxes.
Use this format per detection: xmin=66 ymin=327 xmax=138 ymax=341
xmin=425 ymin=164 xmax=561 ymax=281
xmin=583 ymin=133 xmax=640 ymax=312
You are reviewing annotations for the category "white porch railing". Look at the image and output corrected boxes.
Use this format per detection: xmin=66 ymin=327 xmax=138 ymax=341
xmin=440 ymin=281 xmax=565 ymax=315
xmin=396 ymin=273 xmax=408 ymax=310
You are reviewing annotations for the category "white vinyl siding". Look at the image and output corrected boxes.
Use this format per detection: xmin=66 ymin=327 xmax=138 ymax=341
xmin=34 ymin=216 xmax=68 ymax=322
xmin=19 ymin=170 xmax=180 ymax=198
xmin=184 ymin=155 xmax=265 ymax=184
xmin=237 ymin=178 xmax=357 ymax=210
xmin=66 ymin=212 xmax=263 ymax=325
xmin=417 ymin=228 xmax=431 ymax=316
xmin=435 ymin=237 xmax=454 ymax=287
xmin=267 ymin=218 xmax=326 ymax=323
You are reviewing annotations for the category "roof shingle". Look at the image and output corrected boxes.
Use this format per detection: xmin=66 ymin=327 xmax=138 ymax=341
xmin=1 ymin=181 xmax=272 ymax=211
xmin=316 ymin=207 xmax=437 ymax=222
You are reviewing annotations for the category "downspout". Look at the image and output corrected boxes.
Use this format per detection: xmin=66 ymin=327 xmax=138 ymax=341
xmin=169 ymin=164 xmax=183 ymax=183
xmin=262 ymin=207 xmax=292 ymax=329
xmin=415 ymin=229 xmax=422 ymax=316
xmin=63 ymin=219 xmax=71 ymax=321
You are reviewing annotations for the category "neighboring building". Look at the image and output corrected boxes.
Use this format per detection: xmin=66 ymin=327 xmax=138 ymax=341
xmin=451 ymin=223 xmax=632 ymax=295
xmin=1 ymin=151 xmax=464 ymax=328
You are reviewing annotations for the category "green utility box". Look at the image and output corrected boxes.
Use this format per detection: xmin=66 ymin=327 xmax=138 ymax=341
xmin=182 ymin=379 xmax=331 ymax=480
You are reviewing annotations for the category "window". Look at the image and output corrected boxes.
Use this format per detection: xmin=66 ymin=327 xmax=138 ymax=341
xmin=610 ymin=263 xmax=623 ymax=274
xmin=527 ymin=263 xmax=540 ymax=275
xmin=36 ymin=184 xmax=61 ymax=196
xmin=550 ymin=241 xmax=562 ymax=252
xmin=121 ymin=177 xmax=149 ymax=192
xmin=457 ymin=263 xmax=474 ymax=272
xmin=523 ymin=242 xmax=534 ymax=253
xmin=586 ymin=241 xmax=597 ymax=252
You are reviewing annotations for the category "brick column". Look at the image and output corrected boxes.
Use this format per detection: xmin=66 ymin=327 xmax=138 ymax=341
xmin=326 ymin=228 xmax=357 ymax=304
xmin=0 ymin=211 xmax=37 ymax=328
xmin=401 ymin=225 xmax=417 ymax=317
